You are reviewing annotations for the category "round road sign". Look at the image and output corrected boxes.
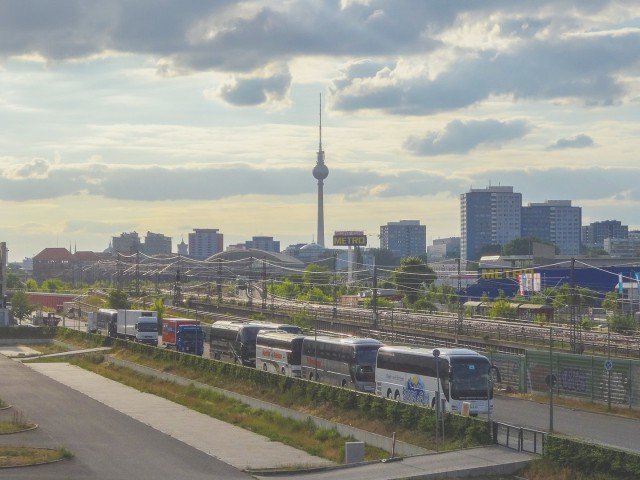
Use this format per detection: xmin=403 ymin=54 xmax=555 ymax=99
xmin=604 ymin=359 xmax=614 ymax=371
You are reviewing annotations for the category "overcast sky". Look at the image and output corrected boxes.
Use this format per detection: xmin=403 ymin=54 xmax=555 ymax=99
xmin=1 ymin=0 xmax=640 ymax=261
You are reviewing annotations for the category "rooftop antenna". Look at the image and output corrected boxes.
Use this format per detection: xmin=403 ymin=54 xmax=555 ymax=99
xmin=319 ymin=93 xmax=322 ymax=152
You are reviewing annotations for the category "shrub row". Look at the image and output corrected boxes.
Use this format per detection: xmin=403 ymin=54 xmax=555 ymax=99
xmin=57 ymin=328 xmax=490 ymax=446
xmin=0 ymin=326 xmax=57 ymax=339
xmin=545 ymin=436 xmax=640 ymax=479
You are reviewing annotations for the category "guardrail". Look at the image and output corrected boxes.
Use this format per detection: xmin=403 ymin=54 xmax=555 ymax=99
xmin=493 ymin=421 xmax=546 ymax=455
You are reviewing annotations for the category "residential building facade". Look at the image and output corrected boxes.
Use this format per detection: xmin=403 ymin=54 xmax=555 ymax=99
xmin=112 ymin=232 xmax=141 ymax=255
xmin=521 ymin=200 xmax=581 ymax=255
xmin=188 ymin=229 xmax=223 ymax=260
xmin=380 ymin=220 xmax=427 ymax=259
xmin=427 ymin=237 xmax=461 ymax=261
xmin=461 ymin=186 xmax=522 ymax=262
xmin=245 ymin=236 xmax=280 ymax=253
xmin=143 ymin=232 xmax=172 ymax=256
xmin=604 ymin=238 xmax=640 ymax=257
xmin=582 ymin=220 xmax=628 ymax=249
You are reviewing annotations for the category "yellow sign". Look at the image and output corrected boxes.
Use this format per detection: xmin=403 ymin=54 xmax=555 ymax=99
xmin=333 ymin=235 xmax=367 ymax=246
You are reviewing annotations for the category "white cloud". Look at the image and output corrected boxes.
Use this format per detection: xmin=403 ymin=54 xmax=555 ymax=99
xmin=404 ymin=119 xmax=530 ymax=156
xmin=546 ymin=134 xmax=594 ymax=150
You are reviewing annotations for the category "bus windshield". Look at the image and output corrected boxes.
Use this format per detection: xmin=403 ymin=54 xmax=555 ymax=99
xmin=450 ymin=357 xmax=491 ymax=400
xmin=355 ymin=346 xmax=379 ymax=365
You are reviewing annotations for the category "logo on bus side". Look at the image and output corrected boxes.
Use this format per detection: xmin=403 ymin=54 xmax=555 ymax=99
xmin=402 ymin=376 xmax=429 ymax=405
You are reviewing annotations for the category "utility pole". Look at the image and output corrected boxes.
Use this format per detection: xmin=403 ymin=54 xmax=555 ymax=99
xmin=372 ymin=262 xmax=378 ymax=328
xmin=569 ymin=257 xmax=579 ymax=353
xmin=248 ymin=256 xmax=253 ymax=308
xmin=135 ymin=249 xmax=140 ymax=296
xmin=216 ymin=259 xmax=222 ymax=305
xmin=456 ymin=258 xmax=463 ymax=344
xmin=261 ymin=260 xmax=267 ymax=309
xmin=332 ymin=252 xmax=338 ymax=319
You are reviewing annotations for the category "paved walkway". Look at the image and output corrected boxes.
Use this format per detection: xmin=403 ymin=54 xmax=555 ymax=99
xmin=254 ymin=446 xmax=534 ymax=479
xmin=26 ymin=362 xmax=332 ymax=471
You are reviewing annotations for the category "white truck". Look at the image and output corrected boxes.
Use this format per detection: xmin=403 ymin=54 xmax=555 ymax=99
xmin=116 ymin=309 xmax=158 ymax=345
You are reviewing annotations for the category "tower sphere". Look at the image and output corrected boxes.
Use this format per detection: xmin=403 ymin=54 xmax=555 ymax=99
xmin=313 ymin=163 xmax=329 ymax=180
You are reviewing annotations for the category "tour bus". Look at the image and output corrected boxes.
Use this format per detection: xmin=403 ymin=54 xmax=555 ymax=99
xmin=95 ymin=308 xmax=118 ymax=337
xmin=300 ymin=336 xmax=383 ymax=392
xmin=209 ymin=320 xmax=303 ymax=367
xmin=375 ymin=346 xmax=500 ymax=415
xmin=255 ymin=330 xmax=306 ymax=377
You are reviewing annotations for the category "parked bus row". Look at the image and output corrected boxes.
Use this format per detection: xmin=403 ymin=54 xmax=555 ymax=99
xmin=208 ymin=320 xmax=499 ymax=415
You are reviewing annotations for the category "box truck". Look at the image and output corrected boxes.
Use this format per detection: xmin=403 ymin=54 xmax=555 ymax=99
xmin=116 ymin=310 xmax=158 ymax=345
xmin=162 ymin=318 xmax=204 ymax=355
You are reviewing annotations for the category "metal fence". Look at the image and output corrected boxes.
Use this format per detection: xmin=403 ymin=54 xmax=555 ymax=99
xmin=490 ymin=350 xmax=640 ymax=409
xmin=493 ymin=422 xmax=546 ymax=455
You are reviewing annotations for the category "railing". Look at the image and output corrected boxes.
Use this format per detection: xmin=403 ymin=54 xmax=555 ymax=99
xmin=493 ymin=421 xmax=546 ymax=455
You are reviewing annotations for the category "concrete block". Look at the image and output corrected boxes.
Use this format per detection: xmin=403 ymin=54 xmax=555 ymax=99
xmin=344 ymin=441 xmax=365 ymax=464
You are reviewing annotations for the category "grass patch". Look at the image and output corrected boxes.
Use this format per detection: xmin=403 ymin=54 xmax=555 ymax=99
xmin=17 ymin=342 xmax=70 ymax=357
xmin=68 ymin=356 xmax=387 ymax=463
xmin=0 ymin=446 xmax=69 ymax=467
xmin=521 ymin=457 xmax=629 ymax=480
xmin=0 ymin=410 xmax=36 ymax=433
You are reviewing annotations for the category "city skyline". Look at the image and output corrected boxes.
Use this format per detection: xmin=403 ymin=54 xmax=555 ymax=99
xmin=1 ymin=2 xmax=640 ymax=260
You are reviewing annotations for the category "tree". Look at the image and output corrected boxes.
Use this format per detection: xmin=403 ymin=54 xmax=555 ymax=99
xmin=11 ymin=291 xmax=35 ymax=324
xmin=479 ymin=244 xmax=502 ymax=256
xmin=6 ymin=272 xmax=23 ymax=289
xmin=502 ymin=237 xmax=559 ymax=256
xmin=488 ymin=299 xmax=517 ymax=319
xmin=602 ymin=291 xmax=620 ymax=313
xmin=369 ymin=248 xmax=399 ymax=267
xmin=390 ymin=257 xmax=436 ymax=304
xmin=151 ymin=298 xmax=166 ymax=333
xmin=108 ymin=289 xmax=130 ymax=309
xmin=302 ymin=264 xmax=332 ymax=296
xmin=25 ymin=279 xmax=39 ymax=291
xmin=608 ymin=313 xmax=637 ymax=334
xmin=40 ymin=278 xmax=68 ymax=293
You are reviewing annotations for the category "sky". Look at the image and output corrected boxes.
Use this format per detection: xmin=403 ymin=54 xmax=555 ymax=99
xmin=1 ymin=0 xmax=640 ymax=261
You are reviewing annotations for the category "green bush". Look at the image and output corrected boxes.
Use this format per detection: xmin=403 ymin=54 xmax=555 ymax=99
xmin=0 ymin=326 xmax=57 ymax=339
xmin=545 ymin=436 xmax=640 ymax=479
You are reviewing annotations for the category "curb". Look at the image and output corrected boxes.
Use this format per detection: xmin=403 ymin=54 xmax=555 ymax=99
xmin=0 ymin=405 xmax=12 ymax=411
xmin=0 ymin=448 xmax=69 ymax=469
xmin=246 ymin=457 xmax=399 ymax=476
xmin=0 ymin=424 xmax=39 ymax=435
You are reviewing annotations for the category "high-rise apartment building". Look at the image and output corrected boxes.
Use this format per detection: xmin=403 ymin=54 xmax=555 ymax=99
xmin=582 ymin=220 xmax=628 ymax=248
xmin=380 ymin=220 xmax=426 ymax=259
xmin=143 ymin=231 xmax=172 ymax=255
xmin=427 ymin=237 xmax=461 ymax=261
xmin=461 ymin=186 xmax=522 ymax=262
xmin=245 ymin=236 xmax=280 ymax=253
xmin=521 ymin=201 xmax=581 ymax=255
xmin=188 ymin=229 xmax=223 ymax=260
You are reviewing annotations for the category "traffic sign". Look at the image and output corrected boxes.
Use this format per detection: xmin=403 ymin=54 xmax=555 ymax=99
xmin=604 ymin=359 xmax=614 ymax=371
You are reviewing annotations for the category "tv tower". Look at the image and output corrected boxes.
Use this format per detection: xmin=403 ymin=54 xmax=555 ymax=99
xmin=312 ymin=94 xmax=329 ymax=247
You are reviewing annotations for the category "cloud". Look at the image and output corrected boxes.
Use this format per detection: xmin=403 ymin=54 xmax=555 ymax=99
xmin=546 ymin=134 xmax=594 ymax=150
xmin=218 ymin=66 xmax=292 ymax=106
xmin=404 ymin=119 xmax=530 ymax=156
xmin=332 ymin=30 xmax=640 ymax=114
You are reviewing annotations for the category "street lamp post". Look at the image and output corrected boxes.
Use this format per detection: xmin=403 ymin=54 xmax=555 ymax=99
xmin=433 ymin=348 xmax=441 ymax=450
xmin=549 ymin=324 xmax=554 ymax=433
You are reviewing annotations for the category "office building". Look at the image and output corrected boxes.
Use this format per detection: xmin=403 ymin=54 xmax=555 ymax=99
xmin=521 ymin=200 xmax=581 ymax=255
xmin=380 ymin=220 xmax=427 ymax=258
xmin=582 ymin=220 xmax=628 ymax=249
xmin=604 ymin=238 xmax=640 ymax=257
xmin=427 ymin=237 xmax=461 ymax=261
xmin=461 ymin=186 xmax=522 ymax=262
xmin=188 ymin=229 xmax=224 ymax=260
xmin=245 ymin=236 xmax=280 ymax=253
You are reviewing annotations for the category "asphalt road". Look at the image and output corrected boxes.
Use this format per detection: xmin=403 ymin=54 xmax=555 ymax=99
xmin=0 ymin=355 xmax=251 ymax=480
xmin=493 ymin=394 xmax=640 ymax=452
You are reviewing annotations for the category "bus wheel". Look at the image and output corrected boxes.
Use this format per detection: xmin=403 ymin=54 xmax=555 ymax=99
xmin=281 ymin=367 xmax=286 ymax=375
xmin=341 ymin=379 xmax=347 ymax=388
xmin=309 ymin=372 xmax=314 ymax=381
xmin=263 ymin=363 xmax=268 ymax=371
xmin=394 ymin=391 xmax=400 ymax=401
xmin=386 ymin=389 xmax=392 ymax=398
xmin=431 ymin=398 xmax=436 ymax=409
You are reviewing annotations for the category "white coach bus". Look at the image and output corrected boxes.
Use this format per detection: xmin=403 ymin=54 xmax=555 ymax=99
xmin=375 ymin=346 xmax=500 ymax=415
xmin=255 ymin=330 xmax=305 ymax=377
xmin=301 ymin=336 xmax=383 ymax=392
